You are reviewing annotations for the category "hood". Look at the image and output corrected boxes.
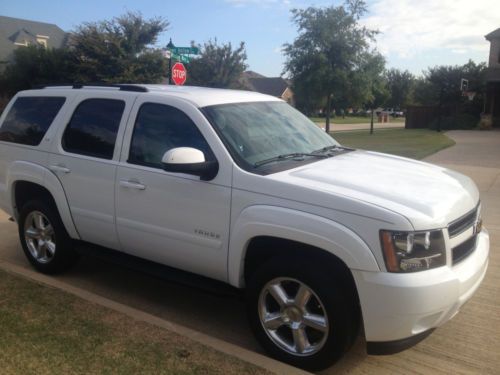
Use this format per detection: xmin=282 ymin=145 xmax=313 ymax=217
xmin=270 ymin=150 xmax=479 ymax=229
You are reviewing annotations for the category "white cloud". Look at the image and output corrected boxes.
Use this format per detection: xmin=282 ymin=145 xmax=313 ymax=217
xmin=362 ymin=0 xmax=499 ymax=59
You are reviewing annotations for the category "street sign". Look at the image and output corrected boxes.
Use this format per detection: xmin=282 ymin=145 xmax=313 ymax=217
xmin=172 ymin=62 xmax=187 ymax=85
xmin=170 ymin=46 xmax=199 ymax=55
xmin=172 ymin=53 xmax=190 ymax=63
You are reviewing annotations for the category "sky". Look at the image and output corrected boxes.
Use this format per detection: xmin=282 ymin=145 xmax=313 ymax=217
xmin=0 ymin=0 xmax=498 ymax=77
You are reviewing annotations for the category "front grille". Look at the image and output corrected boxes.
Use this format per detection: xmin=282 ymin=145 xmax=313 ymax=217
xmin=452 ymin=235 xmax=478 ymax=265
xmin=448 ymin=206 xmax=478 ymax=238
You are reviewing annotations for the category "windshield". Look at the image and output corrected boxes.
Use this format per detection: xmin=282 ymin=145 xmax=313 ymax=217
xmin=203 ymin=101 xmax=339 ymax=171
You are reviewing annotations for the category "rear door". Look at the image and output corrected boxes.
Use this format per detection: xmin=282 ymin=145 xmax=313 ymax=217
xmin=48 ymin=91 xmax=136 ymax=249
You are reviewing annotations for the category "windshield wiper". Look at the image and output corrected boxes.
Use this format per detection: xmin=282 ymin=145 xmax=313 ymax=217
xmin=312 ymin=145 xmax=344 ymax=154
xmin=254 ymin=153 xmax=327 ymax=168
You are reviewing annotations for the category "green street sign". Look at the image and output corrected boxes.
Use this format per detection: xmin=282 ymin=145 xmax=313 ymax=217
xmin=171 ymin=53 xmax=190 ymax=63
xmin=170 ymin=46 xmax=199 ymax=55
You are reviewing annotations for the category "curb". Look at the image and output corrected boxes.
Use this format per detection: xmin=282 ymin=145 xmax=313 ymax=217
xmin=0 ymin=260 xmax=311 ymax=375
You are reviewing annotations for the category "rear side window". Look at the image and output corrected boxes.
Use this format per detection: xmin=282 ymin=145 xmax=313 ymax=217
xmin=62 ymin=99 xmax=125 ymax=159
xmin=128 ymin=103 xmax=213 ymax=169
xmin=0 ymin=96 xmax=66 ymax=146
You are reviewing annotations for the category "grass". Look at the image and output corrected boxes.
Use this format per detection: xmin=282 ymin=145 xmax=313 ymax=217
xmin=0 ymin=269 xmax=268 ymax=375
xmin=310 ymin=116 xmax=405 ymax=124
xmin=332 ymin=128 xmax=455 ymax=160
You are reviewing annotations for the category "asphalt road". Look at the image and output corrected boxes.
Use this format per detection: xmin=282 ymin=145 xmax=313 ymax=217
xmin=0 ymin=130 xmax=498 ymax=374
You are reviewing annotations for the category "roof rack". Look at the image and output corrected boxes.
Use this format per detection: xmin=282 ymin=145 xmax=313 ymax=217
xmin=35 ymin=83 xmax=149 ymax=93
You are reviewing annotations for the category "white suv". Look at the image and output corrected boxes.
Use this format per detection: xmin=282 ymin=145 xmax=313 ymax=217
xmin=0 ymin=84 xmax=489 ymax=370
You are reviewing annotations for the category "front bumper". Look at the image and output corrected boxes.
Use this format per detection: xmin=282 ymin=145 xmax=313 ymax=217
xmin=352 ymin=228 xmax=489 ymax=346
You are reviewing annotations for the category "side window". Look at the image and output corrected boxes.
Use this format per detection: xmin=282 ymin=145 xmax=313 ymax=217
xmin=0 ymin=96 xmax=66 ymax=146
xmin=128 ymin=103 xmax=214 ymax=168
xmin=62 ymin=99 xmax=125 ymax=159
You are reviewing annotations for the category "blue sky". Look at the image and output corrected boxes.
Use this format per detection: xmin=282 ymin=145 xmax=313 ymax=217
xmin=0 ymin=0 xmax=497 ymax=77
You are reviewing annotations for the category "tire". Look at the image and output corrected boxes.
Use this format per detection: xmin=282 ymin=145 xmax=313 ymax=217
xmin=246 ymin=257 xmax=359 ymax=371
xmin=18 ymin=200 xmax=78 ymax=274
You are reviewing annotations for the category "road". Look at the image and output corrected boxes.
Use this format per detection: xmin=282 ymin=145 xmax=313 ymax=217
xmin=0 ymin=130 xmax=498 ymax=374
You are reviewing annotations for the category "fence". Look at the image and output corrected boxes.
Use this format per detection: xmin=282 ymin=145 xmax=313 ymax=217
xmin=405 ymin=105 xmax=454 ymax=129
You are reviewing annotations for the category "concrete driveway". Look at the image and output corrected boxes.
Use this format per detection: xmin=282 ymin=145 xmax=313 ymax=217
xmin=0 ymin=130 xmax=498 ymax=374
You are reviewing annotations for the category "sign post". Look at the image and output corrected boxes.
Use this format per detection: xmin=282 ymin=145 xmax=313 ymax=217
xmin=165 ymin=39 xmax=199 ymax=84
xmin=171 ymin=62 xmax=187 ymax=85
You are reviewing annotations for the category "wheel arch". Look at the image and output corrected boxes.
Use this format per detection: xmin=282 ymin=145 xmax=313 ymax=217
xmin=8 ymin=161 xmax=80 ymax=239
xmin=228 ymin=205 xmax=380 ymax=288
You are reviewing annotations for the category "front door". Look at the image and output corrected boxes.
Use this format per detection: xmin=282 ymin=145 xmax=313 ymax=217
xmin=115 ymin=97 xmax=232 ymax=281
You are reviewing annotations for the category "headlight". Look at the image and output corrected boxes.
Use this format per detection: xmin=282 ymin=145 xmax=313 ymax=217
xmin=380 ymin=229 xmax=446 ymax=272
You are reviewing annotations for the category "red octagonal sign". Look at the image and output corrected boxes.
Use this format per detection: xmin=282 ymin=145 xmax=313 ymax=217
xmin=171 ymin=62 xmax=187 ymax=85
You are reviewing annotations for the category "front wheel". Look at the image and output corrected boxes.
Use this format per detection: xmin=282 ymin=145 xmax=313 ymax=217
xmin=246 ymin=258 xmax=358 ymax=371
xmin=18 ymin=200 xmax=78 ymax=274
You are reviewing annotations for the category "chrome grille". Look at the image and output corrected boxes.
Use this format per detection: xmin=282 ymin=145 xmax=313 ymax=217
xmin=448 ymin=205 xmax=479 ymax=238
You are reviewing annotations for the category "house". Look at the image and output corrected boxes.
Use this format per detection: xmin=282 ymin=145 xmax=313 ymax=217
xmin=0 ymin=15 xmax=67 ymax=69
xmin=242 ymin=71 xmax=294 ymax=105
xmin=485 ymin=28 xmax=500 ymax=127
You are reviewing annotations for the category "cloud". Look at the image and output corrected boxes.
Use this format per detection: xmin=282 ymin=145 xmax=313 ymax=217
xmin=362 ymin=0 xmax=498 ymax=59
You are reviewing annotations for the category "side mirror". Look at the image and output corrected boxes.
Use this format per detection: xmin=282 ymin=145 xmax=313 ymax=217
xmin=161 ymin=147 xmax=218 ymax=181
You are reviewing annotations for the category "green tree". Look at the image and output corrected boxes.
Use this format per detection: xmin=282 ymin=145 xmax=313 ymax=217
xmin=362 ymin=53 xmax=389 ymax=133
xmin=385 ymin=68 xmax=415 ymax=109
xmin=283 ymin=0 xmax=379 ymax=132
xmin=0 ymin=45 xmax=76 ymax=96
xmin=413 ymin=60 xmax=486 ymax=114
xmin=186 ymin=39 xmax=247 ymax=89
xmin=71 ymin=12 xmax=169 ymax=83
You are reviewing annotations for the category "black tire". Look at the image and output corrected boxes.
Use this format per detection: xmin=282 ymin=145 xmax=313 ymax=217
xmin=246 ymin=257 xmax=359 ymax=371
xmin=18 ymin=200 xmax=78 ymax=274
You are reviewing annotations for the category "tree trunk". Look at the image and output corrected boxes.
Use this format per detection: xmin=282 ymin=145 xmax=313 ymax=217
xmin=370 ymin=108 xmax=374 ymax=135
xmin=325 ymin=94 xmax=332 ymax=133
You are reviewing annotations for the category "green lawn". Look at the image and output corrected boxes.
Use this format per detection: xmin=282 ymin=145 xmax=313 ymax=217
xmin=0 ymin=269 xmax=267 ymax=375
xmin=332 ymin=129 xmax=455 ymax=160
xmin=310 ymin=116 xmax=405 ymax=124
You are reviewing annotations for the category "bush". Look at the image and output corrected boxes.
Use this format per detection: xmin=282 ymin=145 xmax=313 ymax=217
xmin=429 ymin=113 xmax=478 ymax=130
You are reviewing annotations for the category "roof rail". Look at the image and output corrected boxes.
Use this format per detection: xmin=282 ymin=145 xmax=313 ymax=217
xmin=34 ymin=83 xmax=148 ymax=93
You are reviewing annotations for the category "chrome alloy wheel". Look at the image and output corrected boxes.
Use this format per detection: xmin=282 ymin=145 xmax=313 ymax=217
xmin=23 ymin=211 xmax=56 ymax=264
xmin=258 ymin=277 xmax=329 ymax=356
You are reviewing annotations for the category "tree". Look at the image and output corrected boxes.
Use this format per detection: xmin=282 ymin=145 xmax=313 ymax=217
xmin=283 ymin=0 xmax=379 ymax=132
xmin=0 ymin=45 xmax=76 ymax=96
xmin=413 ymin=60 xmax=486 ymax=114
xmin=186 ymin=39 xmax=247 ymax=89
xmin=385 ymin=69 xmax=415 ymax=109
xmin=70 ymin=12 xmax=169 ymax=83
xmin=362 ymin=53 xmax=389 ymax=134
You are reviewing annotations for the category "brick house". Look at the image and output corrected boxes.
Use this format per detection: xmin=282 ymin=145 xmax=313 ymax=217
xmin=242 ymin=71 xmax=295 ymax=106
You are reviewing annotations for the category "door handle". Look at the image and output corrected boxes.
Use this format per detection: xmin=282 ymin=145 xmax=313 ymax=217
xmin=119 ymin=180 xmax=146 ymax=190
xmin=49 ymin=165 xmax=71 ymax=174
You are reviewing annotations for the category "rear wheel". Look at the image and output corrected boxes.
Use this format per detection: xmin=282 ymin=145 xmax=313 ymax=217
xmin=18 ymin=200 xmax=78 ymax=274
xmin=247 ymin=257 xmax=358 ymax=371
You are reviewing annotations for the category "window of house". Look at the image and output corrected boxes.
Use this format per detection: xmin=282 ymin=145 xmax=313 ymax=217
xmin=0 ymin=96 xmax=66 ymax=146
xmin=62 ymin=99 xmax=125 ymax=159
xmin=36 ymin=35 xmax=49 ymax=48
xmin=128 ymin=103 xmax=213 ymax=169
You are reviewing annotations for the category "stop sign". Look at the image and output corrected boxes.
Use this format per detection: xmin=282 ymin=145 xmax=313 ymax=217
xmin=171 ymin=62 xmax=187 ymax=85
